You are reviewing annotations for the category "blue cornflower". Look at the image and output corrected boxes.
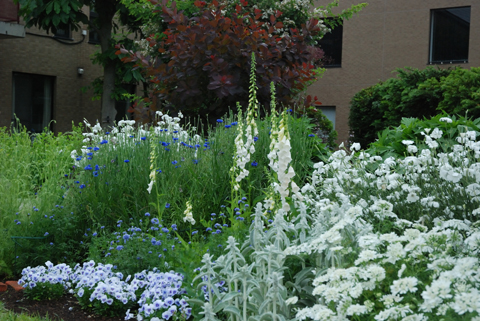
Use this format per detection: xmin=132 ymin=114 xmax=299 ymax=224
xmin=165 ymin=203 xmax=170 ymax=208
xmin=231 ymin=122 xmax=238 ymax=126
xmin=251 ymin=161 xmax=258 ymax=167
xmin=235 ymin=212 xmax=241 ymax=215
xmin=84 ymin=164 xmax=92 ymax=170
xmin=93 ymin=171 xmax=98 ymax=177
xmin=287 ymin=108 xmax=293 ymax=112
xmin=64 ymin=174 xmax=68 ymax=177
xmin=129 ymin=135 xmax=134 ymax=138
xmin=173 ymin=130 xmax=178 ymax=133
xmin=241 ymin=197 xmax=247 ymax=201
xmin=151 ymin=218 xmax=159 ymax=225
xmin=116 ymin=245 xmax=124 ymax=250
xmin=87 ymin=152 xmax=93 ymax=156
xmin=253 ymin=136 xmax=258 ymax=142
xmin=87 ymin=157 xmax=92 ymax=160
xmin=225 ymin=125 xmax=231 ymax=128
xmin=165 ymin=148 xmax=170 ymax=151
xmin=156 ymin=169 xmax=162 ymax=173
xmin=211 ymin=213 xmax=216 ymax=216
xmin=105 ymin=132 xmax=110 ymax=135
xmin=76 ymin=156 xmax=82 ymax=161
xmin=162 ymin=228 xmax=169 ymax=233
xmin=193 ymin=159 xmax=199 ymax=164
xmin=268 ymin=219 xmax=273 ymax=223
xmin=100 ymin=140 xmax=108 ymax=144
xmin=192 ymin=231 xmax=198 ymax=235
xmin=171 ymin=224 xmax=178 ymax=231
xmin=124 ymin=159 xmax=130 ymax=163
xmin=206 ymin=227 xmax=212 ymax=232
xmin=220 ymin=205 xmax=226 ymax=208
xmin=79 ymin=184 xmax=85 ymax=189
xmin=308 ymin=134 xmax=315 ymax=137
xmin=172 ymin=160 xmax=178 ymax=165
xmin=216 ymin=119 xmax=223 ymax=123
xmin=93 ymin=147 xmax=100 ymax=151
xmin=141 ymin=137 xmax=147 ymax=141
xmin=145 ymin=212 xmax=150 ymax=217
xmin=95 ymin=164 xmax=100 ymax=170
xmin=44 ymin=232 xmax=49 ymax=236
xmin=92 ymin=232 xmax=97 ymax=236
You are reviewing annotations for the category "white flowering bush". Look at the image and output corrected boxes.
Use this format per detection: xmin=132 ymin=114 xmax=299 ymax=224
xmin=285 ymin=119 xmax=480 ymax=320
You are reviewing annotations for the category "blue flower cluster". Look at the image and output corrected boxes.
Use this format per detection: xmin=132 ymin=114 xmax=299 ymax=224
xmin=19 ymin=261 xmax=191 ymax=321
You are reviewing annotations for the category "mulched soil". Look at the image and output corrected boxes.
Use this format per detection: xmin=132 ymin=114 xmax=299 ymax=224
xmin=0 ymin=282 xmax=125 ymax=321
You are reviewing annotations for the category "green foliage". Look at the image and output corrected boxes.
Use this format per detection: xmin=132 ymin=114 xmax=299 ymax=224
xmin=24 ymin=282 xmax=65 ymax=301
xmin=349 ymin=66 xmax=455 ymax=148
xmin=15 ymin=0 xmax=88 ymax=34
xmin=0 ymin=123 xmax=86 ymax=275
xmin=368 ymin=114 xmax=480 ymax=159
xmin=425 ymin=67 xmax=480 ymax=118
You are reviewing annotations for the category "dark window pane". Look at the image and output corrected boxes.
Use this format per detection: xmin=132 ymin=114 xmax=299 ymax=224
xmin=89 ymin=10 xmax=100 ymax=44
xmin=54 ymin=23 xmax=71 ymax=39
xmin=318 ymin=20 xmax=343 ymax=67
xmin=12 ymin=73 xmax=54 ymax=133
xmin=430 ymin=7 xmax=470 ymax=63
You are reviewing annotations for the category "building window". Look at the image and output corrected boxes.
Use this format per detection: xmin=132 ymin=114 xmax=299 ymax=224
xmin=319 ymin=106 xmax=336 ymax=129
xmin=430 ymin=6 xmax=470 ymax=64
xmin=12 ymin=73 xmax=54 ymax=133
xmin=54 ymin=23 xmax=71 ymax=39
xmin=89 ymin=9 xmax=100 ymax=44
xmin=317 ymin=19 xmax=343 ymax=67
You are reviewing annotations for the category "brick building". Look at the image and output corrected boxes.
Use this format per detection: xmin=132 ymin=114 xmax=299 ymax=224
xmin=0 ymin=0 xmax=134 ymax=134
xmin=1 ymin=0 xmax=479 ymax=140
xmin=311 ymin=0 xmax=480 ymax=144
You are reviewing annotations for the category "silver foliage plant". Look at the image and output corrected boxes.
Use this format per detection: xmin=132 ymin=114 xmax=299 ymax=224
xmin=192 ymin=203 xmax=295 ymax=321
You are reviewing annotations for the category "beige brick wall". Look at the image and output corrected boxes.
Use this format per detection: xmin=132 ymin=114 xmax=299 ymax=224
xmin=310 ymin=0 xmax=480 ymax=145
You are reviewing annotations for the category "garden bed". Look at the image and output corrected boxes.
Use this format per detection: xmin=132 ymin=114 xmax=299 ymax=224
xmin=0 ymin=282 xmax=123 ymax=321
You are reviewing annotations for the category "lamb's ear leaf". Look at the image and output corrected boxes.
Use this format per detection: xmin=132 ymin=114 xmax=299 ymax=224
xmin=222 ymin=305 xmax=242 ymax=318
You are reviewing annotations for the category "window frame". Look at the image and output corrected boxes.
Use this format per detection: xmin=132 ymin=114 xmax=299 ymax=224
xmin=429 ymin=6 xmax=470 ymax=65
xmin=317 ymin=18 xmax=343 ymax=68
xmin=11 ymin=72 xmax=55 ymax=133
xmin=53 ymin=23 xmax=72 ymax=40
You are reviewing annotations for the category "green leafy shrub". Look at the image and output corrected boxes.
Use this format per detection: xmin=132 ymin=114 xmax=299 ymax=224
xmin=423 ymin=67 xmax=480 ymax=118
xmin=367 ymin=114 xmax=480 ymax=159
xmin=349 ymin=66 xmax=454 ymax=148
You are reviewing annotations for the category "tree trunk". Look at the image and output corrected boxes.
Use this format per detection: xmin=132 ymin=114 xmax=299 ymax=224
xmin=96 ymin=0 xmax=118 ymax=129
